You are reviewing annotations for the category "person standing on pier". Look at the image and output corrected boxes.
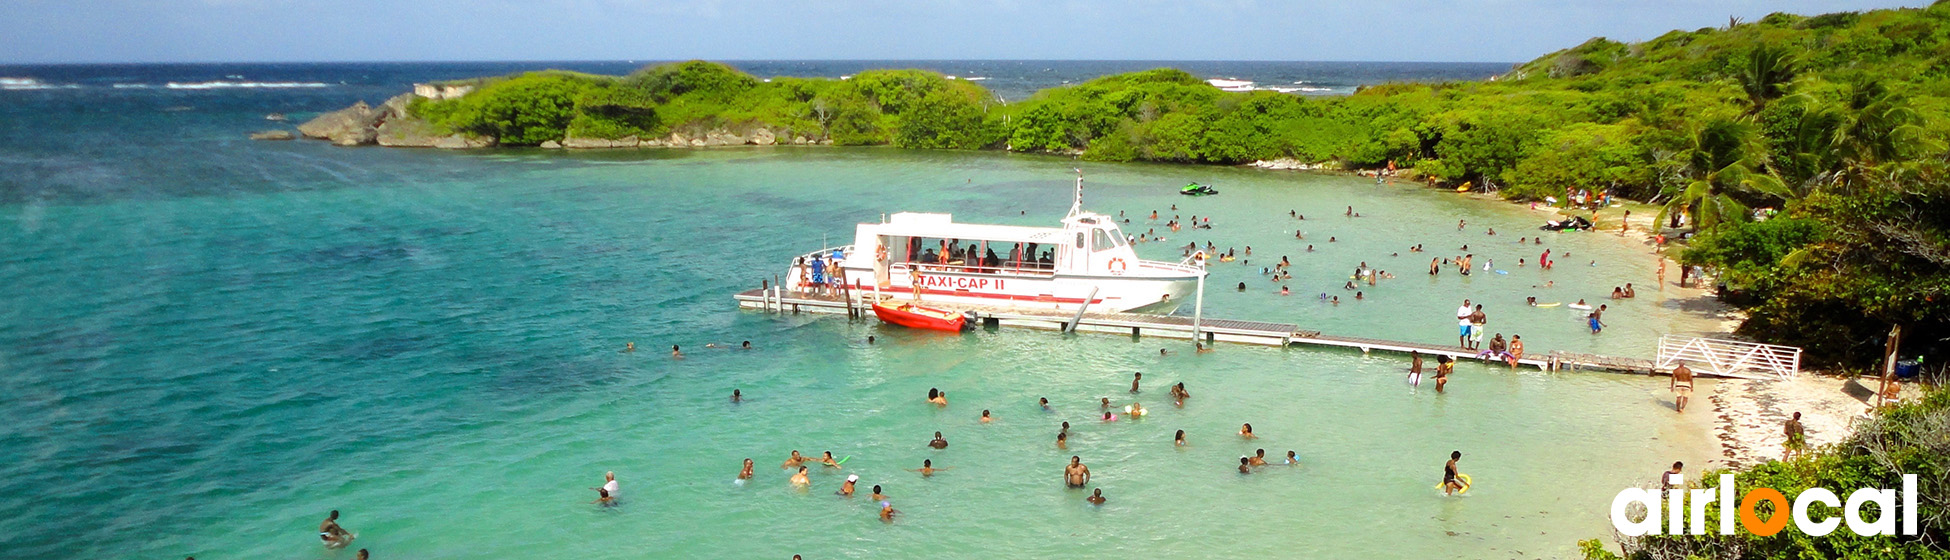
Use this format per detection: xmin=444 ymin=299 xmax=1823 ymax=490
xmin=1455 ymin=300 xmax=1473 ymax=349
xmin=1468 ymin=306 xmax=1487 ymax=351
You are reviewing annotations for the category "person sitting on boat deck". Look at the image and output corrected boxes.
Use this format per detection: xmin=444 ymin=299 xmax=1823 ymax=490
xmin=1038 ymin=251 xmax=1053 ymax=267
xmin=921 ymin=248 xmax=940 ymax=264
xmin=984 ymin=248 xmax=1001 ymax=269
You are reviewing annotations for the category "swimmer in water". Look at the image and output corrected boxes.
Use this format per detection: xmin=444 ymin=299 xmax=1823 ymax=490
xmin=819 ymin=451 xmax=841 ymax=468
xmin=927 ymin=388 xmax=948 ymax=406
xmin=1057 ymin=431 xmax=1068 ymax=448
xmin=1066 ymin=456 xmax=1091 ymax=487
xmin=1040 ymin=397 xmax=1052 ymax=411
xmin=1281 ymin=285 xmax=1291 ymax=295
xmin=1087 ymin=488 xmax=1106 ymax=505
xmin=867 ymin=335 xmax=875 ymax=344
xmin=929 ymin=431 xmax=949 ymax=449
xmin=741 ymin=340 xmax=752 ymax=349
xmin=1131 ymin=372 xmax=1142 ymax=393
xmin=981 ymin=409 xmax=993 ymax=423
xmin=1175 ymin=430 xmax=1187 ymax=446
xmin=871 ymin=485 xmax=887 ymax=501
xmin=838 ymin=474 xmax=858 ymax=496
xmin=624 ymin=341 xmax=634 ymax=353
xmin=880 ymin=502 xmax=899 ymax=522
xmin=319 ymin=510 xmax=353 ymax=549
xmin=791 ymin=466 xmax=811 ymax=487
xmin=1240 ymin=423 xmax=1256 ymax=439
xmin=1170 ymin=382 xmax=1190 ymax=400
xmin=739 ymin=458 xmax=754 ymax=480
xmin=782 ymin=450 xmax=807 ymax=469
xmin=1239 ymin=457 xmax=1253 ymax=474
xmin=1286 ymin=450 xmax=1299 ymax=465
xmin=592 ymin=487 xmax=616 ymax=506
xmin=1101 ymin=411 xmax=1117 ymax=422
xmin=1442 ymin=451 xmax=1465 ymax=495
xmin=1197 ymin=342 xmax=1212 ymax=353
xmin=1250 ymin=449 xmax=1268 ymax=466
xmin=731 ymin=389 xmax=741 ymax=403
xmin=1101 ymin=397 xmax=1112 ymax=409
xmin=671 ymin=345 xmax=681 ymax=357
xmin=1127 ymin=402 xmax=1146 ymax=417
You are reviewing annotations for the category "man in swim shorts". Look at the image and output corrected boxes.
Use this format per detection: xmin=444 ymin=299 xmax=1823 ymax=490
xmin=1588 ymin=305 xmax=1607 ymax=334
xmin=1065 ymin=456 xmax=1090 ymax=488
xmin=1456 ymin=299 xmax=1473 ymax=348
xmin=1468 ymin=305 xmax=1487 ymax=351
xmin=1670 ymin=361 xmax=1694 ymax=412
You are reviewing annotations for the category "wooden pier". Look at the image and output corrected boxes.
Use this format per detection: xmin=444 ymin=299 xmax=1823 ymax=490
xmin=733 ymin=288 xmax=1763 ymax=378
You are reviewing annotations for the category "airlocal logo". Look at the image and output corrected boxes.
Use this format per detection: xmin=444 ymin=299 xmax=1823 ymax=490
xmin=1611 ymin=474 xmax=1920 ymax=537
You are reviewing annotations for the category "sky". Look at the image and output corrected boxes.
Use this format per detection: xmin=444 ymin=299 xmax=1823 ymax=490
xmin=0 ymin=0 xmax=1934 ymax=64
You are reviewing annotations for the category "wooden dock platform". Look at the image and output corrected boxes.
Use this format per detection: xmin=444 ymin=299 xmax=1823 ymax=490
xmin=734 ymin=288 xmax=1708 ymax=377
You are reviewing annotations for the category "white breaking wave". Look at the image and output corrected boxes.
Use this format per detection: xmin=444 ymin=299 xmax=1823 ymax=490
xmin=962 ymin=76 xmax=989 ymax=81
xmin=163 ymin=81 xmax=332 ymax=89
xmin=112 ymin=83 xmax=156 ymax=89
xmin=1206 ymin=78 xmax=1254 ymax=91
xmin=1 ymin=77 xmax=79 ymax=90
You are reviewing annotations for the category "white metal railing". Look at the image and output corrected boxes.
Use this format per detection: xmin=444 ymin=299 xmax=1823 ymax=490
xmin=1656 ymin=335 xmax=1801 ymax=380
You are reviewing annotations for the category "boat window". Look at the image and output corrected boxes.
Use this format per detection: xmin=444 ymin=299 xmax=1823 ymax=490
xmin=1075 ymin=232 xmax=1085 ymax=249
xmin=1092 ymin=228 xmax=1119 ymax=252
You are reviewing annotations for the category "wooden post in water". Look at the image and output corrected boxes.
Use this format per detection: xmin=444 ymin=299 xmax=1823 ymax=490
xmin=1191 ymin=272 xmax=1206 ymax=343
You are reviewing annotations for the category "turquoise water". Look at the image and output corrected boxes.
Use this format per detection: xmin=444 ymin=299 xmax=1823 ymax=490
xmin=2 ymin=145 xmax=1729 ymax=559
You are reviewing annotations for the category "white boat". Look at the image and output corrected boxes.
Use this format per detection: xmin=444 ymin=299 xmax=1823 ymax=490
xmin=786 ymin=174 xmax=1207 ymax=314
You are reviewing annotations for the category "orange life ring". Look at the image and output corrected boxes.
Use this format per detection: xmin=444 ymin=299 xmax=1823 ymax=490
xmin=1107 ymin=257 xmax=1128 ymax=275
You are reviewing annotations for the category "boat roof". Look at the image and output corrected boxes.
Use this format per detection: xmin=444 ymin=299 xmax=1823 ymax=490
xmin=865 ymin=212 xmax=1074 ymax=244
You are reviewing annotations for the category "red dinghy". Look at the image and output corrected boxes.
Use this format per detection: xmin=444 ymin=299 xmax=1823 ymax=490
xmin=873 ymin=301 xmax=968 ymax=332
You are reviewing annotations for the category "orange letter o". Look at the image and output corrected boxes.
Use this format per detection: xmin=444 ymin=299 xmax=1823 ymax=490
xmin=1740 ymin=488 xmax=1789 ymax=536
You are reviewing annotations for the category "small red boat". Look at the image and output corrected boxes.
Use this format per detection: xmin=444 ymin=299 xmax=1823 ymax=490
xmin=872 ymin=301 xmax=969 ymax=332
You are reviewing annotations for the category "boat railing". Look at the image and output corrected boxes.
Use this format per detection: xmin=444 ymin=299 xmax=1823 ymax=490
xmin=894 ymin=260 xmax=1057 ymax=278
xmin=787 ymin=245 xmax=855 ymax=291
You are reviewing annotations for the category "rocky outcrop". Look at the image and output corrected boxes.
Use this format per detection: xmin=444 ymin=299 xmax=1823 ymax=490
xmin=561 ymin=134 xmax=640 ymax=149
xmin=434 ymin=134 xmax=493 ymax=149
xmin=249 ymin=130 xmax=294 ymax=141
xmin=301 ymin=93 xmax=493 ymax=148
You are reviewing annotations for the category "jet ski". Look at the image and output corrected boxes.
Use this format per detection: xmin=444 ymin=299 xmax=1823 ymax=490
xmin=1180 ymin=183 xmax=1219 ymax=196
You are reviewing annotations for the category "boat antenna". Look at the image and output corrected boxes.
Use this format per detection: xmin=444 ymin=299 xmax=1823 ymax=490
xmin=1067 ymin=168 xmax=1084 ymax=218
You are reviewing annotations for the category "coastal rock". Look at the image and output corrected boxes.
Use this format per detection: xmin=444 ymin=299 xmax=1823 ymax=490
xmin=298 ymin=101 xmax=383 ymax=145
xmin=375 ymin=114 xmax=441 ymax=147
xmin=668 ymin=133 xmax=689 ymax=146
xmin=639 ymin=138 xmax=667 ymax=148
xmin=562 ymin=134 xmax=639 ymax=149
xmin=249 ymin=130 xmax=294 ymax=141
xmin=540 ymin=140 xmax=562 ymax=149
xmin=1248 ymin=158 xmax=1329 ymax=171
xmin=433 ymin=134 xmax=492 ymax=149
xmin=793 ymin=136 xmax=809 ymax=145
xmin=704 ymin=131 xmax=739 ymax=146
xmin=750 ymin=128 xmax=777 ymax=146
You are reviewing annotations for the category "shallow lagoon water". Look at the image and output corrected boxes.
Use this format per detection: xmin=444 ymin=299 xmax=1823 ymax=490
xmin=2 ymin=144 xmax=1729 ymax=559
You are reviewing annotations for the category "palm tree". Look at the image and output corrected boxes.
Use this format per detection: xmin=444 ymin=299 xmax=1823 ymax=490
xmin=1737 ymin=44 xmax=1798 ymax=114
xmin=1829 ymin=79 xmax=1937 ymax=188
xmin=1657 ymin=118 xmax=1791 ymax=230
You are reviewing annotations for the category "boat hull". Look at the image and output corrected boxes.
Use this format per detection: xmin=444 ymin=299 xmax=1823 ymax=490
xmin=840 ymin=265 xmax=1198 ymax=314
xmin=872 ymin=302 xmax=967 ymax=332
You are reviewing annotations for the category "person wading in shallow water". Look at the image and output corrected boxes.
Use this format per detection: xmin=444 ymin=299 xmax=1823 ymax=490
xmin=1065 ymin=456 xmax=1091 ymax=488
